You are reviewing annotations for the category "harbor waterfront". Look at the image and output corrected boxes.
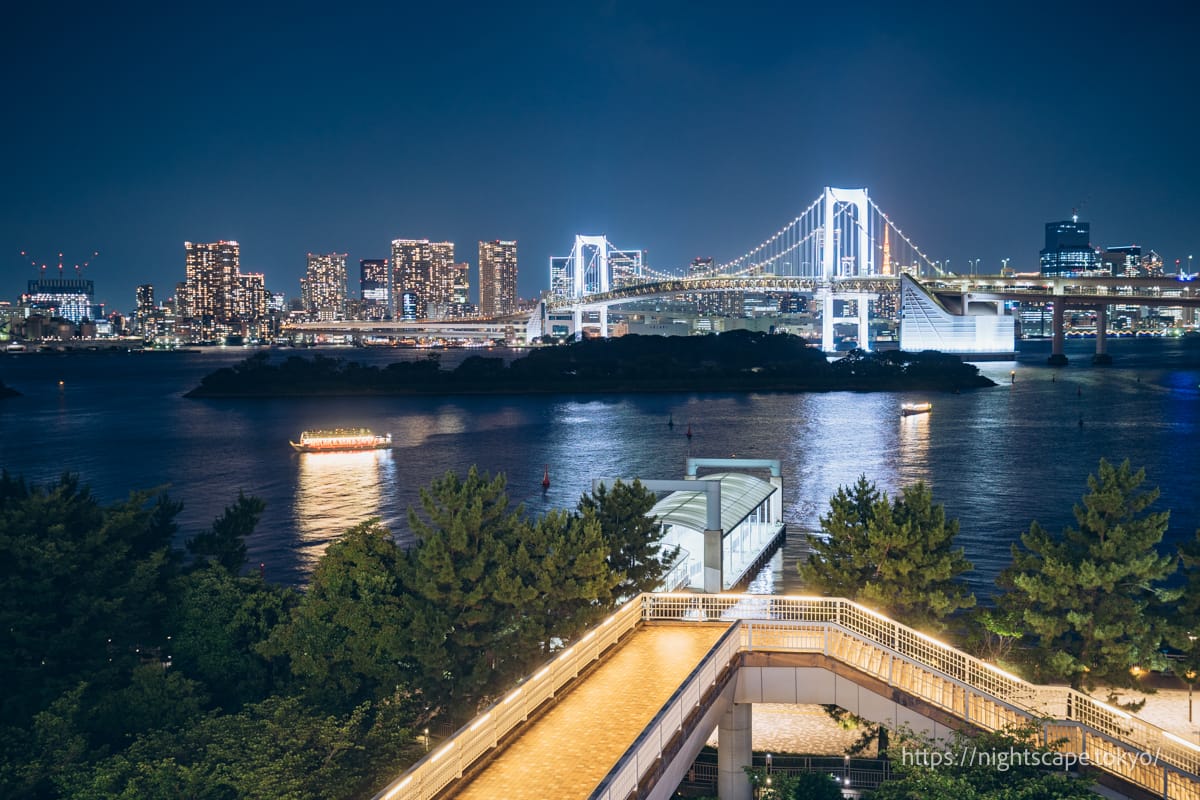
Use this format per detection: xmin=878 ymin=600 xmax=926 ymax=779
xmin=1 ymin=337 xmax=1197 ymax=595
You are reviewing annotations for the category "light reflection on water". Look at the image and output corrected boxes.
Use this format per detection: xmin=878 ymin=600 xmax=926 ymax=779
xmin=292 ymin=449 xmax=395 ymax=570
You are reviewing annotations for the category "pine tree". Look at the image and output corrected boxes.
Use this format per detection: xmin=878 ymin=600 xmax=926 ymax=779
xmin=577 ymin=479 xmax=676 ymax=600
xmin=799 ymin=477 xmax=974 ymax=632
xmin=798 ymin=475 xmax=880 ymax=598
xmin=998 ymin=459 xmax=1178 ymax=689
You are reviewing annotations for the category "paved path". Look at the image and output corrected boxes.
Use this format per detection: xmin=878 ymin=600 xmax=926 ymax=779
xmin=451 ymin=624 xmax=727 ymax=800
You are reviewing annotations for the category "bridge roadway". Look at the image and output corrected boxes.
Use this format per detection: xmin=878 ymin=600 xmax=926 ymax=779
xmin=376 ymin=595 xmax=1200 ymax=800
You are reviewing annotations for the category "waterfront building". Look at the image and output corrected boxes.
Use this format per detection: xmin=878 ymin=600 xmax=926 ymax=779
xmin=899 ymin=274 xmax=1015 ymax=356
xmin=391 ymin=239 xmax=433 ymax=320
xmin=301 ymin=253 xmax=348 ymax=321
xmin=184 ymin=240 xmax=239 ymax=331
xmin=479 ymin=239 xmax=518 ymax=316
xmin=1040 ymin=216 xmax=1100 ymax=276
xmin=24 ymin=277 xmax=100 ymax=324
xmin=359 ymin=258 xmax=390 ymax=320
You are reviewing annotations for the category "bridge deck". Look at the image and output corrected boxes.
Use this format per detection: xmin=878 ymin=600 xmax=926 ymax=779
xmin=449 ymin=624 xmax=728 ymax=800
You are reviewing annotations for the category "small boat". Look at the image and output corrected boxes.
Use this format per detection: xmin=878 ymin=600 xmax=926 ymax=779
xmin=685 ymin=423 xmax=693 ymax=439
xmin=290 ymin=428 xmax=393 ymax=452
xmin=542 ymin=465 xmax=551 ymax=490
xmin=901 ymin=402 xmax=932 ymax=416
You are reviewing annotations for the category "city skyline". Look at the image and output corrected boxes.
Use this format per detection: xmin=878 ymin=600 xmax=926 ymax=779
xmin=4 ymin=3 xmax=1199 ymax=309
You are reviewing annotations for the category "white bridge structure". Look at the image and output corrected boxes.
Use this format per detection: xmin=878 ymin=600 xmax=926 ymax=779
xmin=535 ymin=186 xmax=941 ymax=352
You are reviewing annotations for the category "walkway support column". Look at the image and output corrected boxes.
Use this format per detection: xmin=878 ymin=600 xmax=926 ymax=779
xmin=704 ymin=528 xmax=724 ymax=594
xmin=599 ymin=306 xmax=609 ymax=339
xmin=1048 ymin=302 xmax=1068 ymax=366
xmin=1093 ymin=305 xmax=1112 ymax=365
xmin=718 ymin=702 xmax=753 ymax=800
xmin=573 ymin=307 xmax=583 ymax=341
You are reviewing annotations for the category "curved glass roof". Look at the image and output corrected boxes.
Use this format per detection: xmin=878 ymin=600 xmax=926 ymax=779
xmin=647 ymin=472 xmax=776 ymax=533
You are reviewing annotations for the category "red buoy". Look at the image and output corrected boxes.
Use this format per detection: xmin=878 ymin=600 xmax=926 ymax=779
xmin=542 ymin=465 xmax=551 ymax=490
xmin=685 ymin=424 xmax=693 ymax=440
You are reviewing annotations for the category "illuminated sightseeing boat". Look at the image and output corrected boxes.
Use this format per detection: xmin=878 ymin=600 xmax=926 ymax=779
xmin=289 ymin=428 xmax=393 ymax=453
xmin=900 ymin=402 xmax=933 ymax=416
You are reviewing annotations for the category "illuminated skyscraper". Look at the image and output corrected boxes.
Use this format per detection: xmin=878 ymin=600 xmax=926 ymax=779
xmin=359 ymin=258 xmax=390 ymax=320
xmin=301 ymin=253 xmax=348 ymax=320
xmin=479 ymin=240 xmax=518 ymax=316
xmin=1040 ymin=217 xmax=1099 ymax=276
xmin=135 ymin=284 xmax=155 ymax=332
xmin=391 ymin=239 xmax=433 ymax=319
xmin=184 ymin=240 xmax=239 ymax=326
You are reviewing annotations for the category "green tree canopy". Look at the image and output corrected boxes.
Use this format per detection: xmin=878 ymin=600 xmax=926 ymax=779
xmin=0 ymin=472 xmax=181 ymax=724
xmin=186 ymin=491 xmax=266 ymax=573
xmin=799 ymin=477 xmax=975 ymax=632
xmin=261 ymin=519 xmax=412 ymax=715
xmin=577 ymin=478 xmax=677 ymax=600
xmin=397 ymin=467 xmax=621 ymax=717
xmin=997 ymin=459 xmax=1178 ymax=689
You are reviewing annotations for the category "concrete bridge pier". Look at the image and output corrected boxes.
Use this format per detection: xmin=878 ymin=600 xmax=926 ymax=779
xmin=717 ymin=702 xmax=753 ymax=800
xmin=856 ymin=293 xmax=871 ymax=352
xmin=599 ymin=306 xmax=609 ymax=338
xmin=821 ymin=291 xmax=834 ymax=353
xmin=1047 ymin=302 xmax=1068 ymax=366
xmin=1093 ymin=305 xmax=1112 ymax=365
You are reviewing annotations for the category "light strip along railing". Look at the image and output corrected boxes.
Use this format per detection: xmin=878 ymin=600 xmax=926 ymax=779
xmin=371 ymin=596 xmax=645 ymax=800
xmin=643 ymin=594 xmax=1200 ymax=800
xmin=589 ymin=622 xmax=742 ymax=800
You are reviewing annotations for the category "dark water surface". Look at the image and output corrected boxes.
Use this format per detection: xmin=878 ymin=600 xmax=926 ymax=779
xmin=2 ymin=338 xmax=1198 ymax=597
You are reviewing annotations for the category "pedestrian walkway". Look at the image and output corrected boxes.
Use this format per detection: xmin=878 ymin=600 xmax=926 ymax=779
xmin=450 ymin=625 xmax=726 ymax=800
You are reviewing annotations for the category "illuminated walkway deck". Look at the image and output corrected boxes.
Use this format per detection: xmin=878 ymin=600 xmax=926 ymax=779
xmin=452 ymin=625 xmax=725 ymax=800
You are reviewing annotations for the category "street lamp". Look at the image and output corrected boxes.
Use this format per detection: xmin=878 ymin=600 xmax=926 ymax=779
xmin=1002 ymin=257 xmax=1010 ymax=274
xmin=423 ymin=727 xmax=430 ymax=752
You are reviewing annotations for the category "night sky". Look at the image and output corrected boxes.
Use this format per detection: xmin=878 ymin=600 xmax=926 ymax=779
xmin=5 ymin=1 xmax=1199 ymax=311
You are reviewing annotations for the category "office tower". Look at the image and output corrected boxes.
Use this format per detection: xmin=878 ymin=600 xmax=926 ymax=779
xmin=184 ymin=240 xmax=239 ymax=325
xmin=1102 ymin=246 xmax=1143 ymax=277
xmin=479 ymin=240 xmax=518 ymax=316
xmin=301 ymin=253 xmax=348 ymax=321
xmin=451 ymin=261 xmax=470 ymax=306
xmin=391 ymin=239 xmax=433 ymax=319
xmin=609 ymin=248 xmax=645 ymax=289
xmin=690 ymin=256 xmax=739 ymax=315
xmin=1039 ymin=216 xmax=1099 ymax=276
xmin=360 ymin=258 xmax=390 ymax=320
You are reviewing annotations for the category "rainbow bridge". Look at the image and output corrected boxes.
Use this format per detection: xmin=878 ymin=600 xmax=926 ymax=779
xmin=373 ymin=594 xmax=1200 ymax=800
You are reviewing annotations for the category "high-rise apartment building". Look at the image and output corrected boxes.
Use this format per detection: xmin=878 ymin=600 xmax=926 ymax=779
xmin=391 ymin=239 xmax=432 ymax=319
xmin=479 ymin=240 xmax=518 ymax=316
xmin=360 ymin=258 xmax=390 ymax=320
xmin=234 ymin=273 xmax=268 ymax=323
xmin=184 ymin=240 xmax=239 ymax=325
xmin=135 ymin=284 xmax=155 ymax=332
xmin=301 ymin=253 xmax=348 ymax=321
xmin=1040 ymin=217 xmax=1099 ymax=276
xmin=429 ymin=241 xmax=457 ymax=317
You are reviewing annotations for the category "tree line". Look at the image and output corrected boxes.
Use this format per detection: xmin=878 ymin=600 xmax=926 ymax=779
xmin=800 ymin=458 xmax=1197 ymax=697
xmin=183 ymin=331 xmax=994 ymax=397
xmin=0 ymin=469 xmax=671 ymax=799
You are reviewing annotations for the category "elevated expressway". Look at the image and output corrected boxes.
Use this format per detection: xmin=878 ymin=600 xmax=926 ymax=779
xmin=374 ymin=594 xmax=1200 ymax=800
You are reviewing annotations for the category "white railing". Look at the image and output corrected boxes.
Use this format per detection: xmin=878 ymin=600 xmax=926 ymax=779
xmin=374 ymin=594 xmax=1200 ymax=800
xmin=370 ymin=596 xmax=645 ymax=800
